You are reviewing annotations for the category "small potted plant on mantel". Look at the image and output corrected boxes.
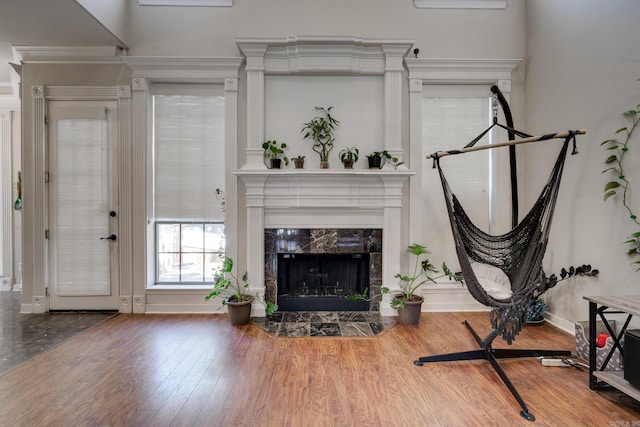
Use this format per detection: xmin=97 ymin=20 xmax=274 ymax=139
xmin=292 ymin=155 xmax=305 ymax=169
xmin=366 ymin=150 xmax=404 ymax=169
xmin=301 ymin=106 xmax=340 ymax=169
xmin=262 ymin=140 xmax=289 ymax=169
xmin=205 ymin=257 xmax=278 ymax=326
xmin=349 ymin=243 xmax=463 ymax=325
xmin=339 ymin=147 xmax=359 ymax=169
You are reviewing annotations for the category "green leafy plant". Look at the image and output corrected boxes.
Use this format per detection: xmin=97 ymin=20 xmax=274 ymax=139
xmin=367 ymin=150 xmax=405 ymax=168
xmin=602 ymin=102 xmax=640 ymax=268
xmin=349 ymin=243 xmax=463 ymax=310
xmin=339 ymin=147 xmax=359 ymax=168
xmin=526 ymin=264 xmax=599 ymax=322
xmin=205 ymin=257 xmax=278 ymax=315
xmin=301 ymin=106 xmax=340 ymax=167
xmin=262 ymin=140 xmax=289 ymax=166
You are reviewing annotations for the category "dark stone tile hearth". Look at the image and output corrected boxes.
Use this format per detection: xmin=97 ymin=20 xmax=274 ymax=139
xmin=253 ymin=311 xmax=396 ymax=337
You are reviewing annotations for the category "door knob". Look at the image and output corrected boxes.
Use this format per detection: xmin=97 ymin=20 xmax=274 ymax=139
xmin=109 ymin=211 xmax=117 ymax=217
xmin=100 ymin=234 xmax=117 ymax=241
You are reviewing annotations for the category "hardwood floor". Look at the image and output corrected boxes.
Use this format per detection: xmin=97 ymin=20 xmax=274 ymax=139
xmin=0 ymin=311 xmax=638 ymax=426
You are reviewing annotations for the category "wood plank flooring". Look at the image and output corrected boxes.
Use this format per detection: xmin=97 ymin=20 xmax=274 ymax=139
xmin=0 ymin=311 xmax=638 ymax=426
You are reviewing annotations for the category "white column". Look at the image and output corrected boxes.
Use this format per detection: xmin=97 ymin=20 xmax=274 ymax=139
xmin=31 ymin=86 xmax=47 ymax=312
xmin=0 ymin=111 xmax=12 ymax=289
xmin=242 ymin=45 xmax=268 ymax=170
xmin=131 ymin=78 xmax=149 ymax=313
xmin=408 ymin=78 xmax=424 ymax=240
xmin=383 ymin=45 xmax=410 ymax=164
xmin=117 ymin=86 xmax=133 ymax=313
xmin=380 ymin=174 xmax=408 ymax=316
xmin=241 ymin=174 xmax=268 ymax=316
xmin=225 ymin=78 xmax=239 ymax=266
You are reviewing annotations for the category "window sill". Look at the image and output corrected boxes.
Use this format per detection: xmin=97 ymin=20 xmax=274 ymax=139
xmin=146 ymin=284 xmax=212 ymax=294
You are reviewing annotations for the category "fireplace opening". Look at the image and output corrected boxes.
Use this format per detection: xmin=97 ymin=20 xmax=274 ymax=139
xmin=277 ymin=253 xmax=370 ymax=311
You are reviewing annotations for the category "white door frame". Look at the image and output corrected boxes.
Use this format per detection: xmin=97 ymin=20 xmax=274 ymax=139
xmin=30 ymin=85 xmax=132 ymax=313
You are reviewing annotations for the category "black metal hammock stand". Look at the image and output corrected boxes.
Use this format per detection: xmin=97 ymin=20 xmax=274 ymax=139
xmin=414 ymin=88 xmax=586 ymax=422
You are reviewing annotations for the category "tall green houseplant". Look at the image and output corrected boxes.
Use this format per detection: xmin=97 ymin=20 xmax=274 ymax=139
xmin=602 ymin=100 xmax=640 ymax=269
xmin=301 ymin=106 xmax=340 ymax=169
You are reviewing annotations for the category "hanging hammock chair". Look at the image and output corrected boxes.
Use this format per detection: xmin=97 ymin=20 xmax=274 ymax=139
xmin=413 ymin=86 xmax=585 ymax=422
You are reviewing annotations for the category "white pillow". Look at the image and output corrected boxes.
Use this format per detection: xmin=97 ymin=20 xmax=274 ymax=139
xmin=470 ymin=262 xmax=513 ymax=301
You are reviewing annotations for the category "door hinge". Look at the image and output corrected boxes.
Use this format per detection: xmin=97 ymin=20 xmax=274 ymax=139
xmin=44 ymin=114 xmax=48 ymax=125
xmin=45 ymin=287 xmax=49 ymax=296
xmin=44 ymin=171 xmax=49 ymax=182
xmin=45 ymin=229 xmax=49 ymax=240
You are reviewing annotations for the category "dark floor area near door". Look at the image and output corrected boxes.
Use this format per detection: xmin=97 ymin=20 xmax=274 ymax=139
xmin=0 ymin=291 xmax=117 ymax=374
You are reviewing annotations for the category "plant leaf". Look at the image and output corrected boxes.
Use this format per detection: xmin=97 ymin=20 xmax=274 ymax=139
xmin=615 ymin=127 xmax=628 ymax=134
xmin=604 ymin=181 xmax=620 ymax=191
xmin=603 ymin=190 xmax=616 ymax=202
xmin=605 ymin=155 xmax=618 ymax=164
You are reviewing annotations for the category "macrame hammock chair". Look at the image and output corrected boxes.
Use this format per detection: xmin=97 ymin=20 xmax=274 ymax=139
xmin=414 ymin=86 xmax=585 ymax=422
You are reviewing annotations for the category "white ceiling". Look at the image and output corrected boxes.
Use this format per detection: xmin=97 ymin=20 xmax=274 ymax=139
xmin=0 ymin=0 xmax=124 ymax=95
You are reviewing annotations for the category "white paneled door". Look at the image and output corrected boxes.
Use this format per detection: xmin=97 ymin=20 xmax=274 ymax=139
xmin=48 ymin=101 xmax=119 ymax=310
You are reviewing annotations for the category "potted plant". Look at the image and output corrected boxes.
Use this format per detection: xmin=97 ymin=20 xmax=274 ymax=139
xmin=526 ymin=264 xmax=599 ymax=324
xmin=292 ymin=155 xmax=305 ymax=169
xmin=349 ymin=243 xmax=463 ymax=325
xmin=366 ymin=150 xmax=404 ymax=169
xmin=301 ymin=106 xmax=340 ymax=169
xmin=339 ymin=147 xmax=359 ymax=169
xmin=262 ymin=140 xmax=289 ymax=169
xmin=205 ymin=257 xmax=278 ymax=326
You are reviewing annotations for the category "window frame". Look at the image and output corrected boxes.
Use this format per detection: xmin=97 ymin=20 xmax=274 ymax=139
xmin=155 ymin=220 xmax=225 ymax=284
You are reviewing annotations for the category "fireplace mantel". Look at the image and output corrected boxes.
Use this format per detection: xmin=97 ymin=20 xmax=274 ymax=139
xmin=236 ymin=167 xmax=414 ymax=316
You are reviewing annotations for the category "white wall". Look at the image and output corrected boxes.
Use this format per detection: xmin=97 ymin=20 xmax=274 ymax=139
xmin=126 ymin=0 xmax=525 ymax=58
xmin=525 ymin=1 xmax=640 ymax=328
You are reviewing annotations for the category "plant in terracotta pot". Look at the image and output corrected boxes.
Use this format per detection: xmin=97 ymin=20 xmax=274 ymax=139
xmin=205 ymin=257 xmax=278 ymax=326
xmin=301 ymin=106 xmax=340 ymax=169
xmin=339 ymin=147 xmax=359 ymax=169
xmin=366 ymin=150 xmax=404 ymax=169
xmin=262 ymin=140 xmax=289 ymax=169
xmin=349 ymin=243 xmax=463 ymax=325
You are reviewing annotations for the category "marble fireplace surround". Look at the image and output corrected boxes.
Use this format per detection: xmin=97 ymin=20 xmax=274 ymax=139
xmin=265 ymin=228 xmax=383 ymax=311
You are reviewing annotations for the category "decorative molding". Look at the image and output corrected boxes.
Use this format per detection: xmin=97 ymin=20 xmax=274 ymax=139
xmin=224 ymin=78 xmax=238 ymax=92
xmin=118 ymin=86 xmax=131 ymax=99
xmin=415 ymin=0 xmax=506 ymax=9
xmin=404 ymin=58 xmax=521 ymax=83
xmin=32 ymin=86 xmax=44 ymax=98
xmin=236 ymin=36 xmax=413 ymax=75
xmin=132 ymin=78 xmax=147 ymax=91
xmin=0 ymin=110 xmax=12 ymax=289
xmin=125 ymin=57 xmax=243 ymax=82
xmin=139 ymin=0 xmax=232 ymax=6
xmin=14 ymin=46 xmax=123 ymax=63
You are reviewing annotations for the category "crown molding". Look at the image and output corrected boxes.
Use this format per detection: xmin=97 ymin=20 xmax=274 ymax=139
xmin=13 ymin=46 xmax=123 ymax=63
xmin=404 ymin=58 xmax=521 ymax=83
xmin=139 ymin=0 xmax=232 ymax=5
xmin=236 ymin=36 xmax=414 ymax=75
xmin=415 ymin=0 xmax=506 ymax=8
xmin=125 ymin=57 xmax=243 ymax=82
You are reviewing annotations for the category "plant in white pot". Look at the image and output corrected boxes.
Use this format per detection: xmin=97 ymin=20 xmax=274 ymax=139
xmin=349 ymin=243 xmax=463 ymax=325
xmin=205 ymin=257 xmax=278 ymax=326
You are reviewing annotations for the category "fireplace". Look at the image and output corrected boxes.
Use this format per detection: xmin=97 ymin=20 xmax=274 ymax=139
xmin=265 ymin=228 xmax=382 ymax=311
xmin=277 ymin=253 xmax=370 ymax=311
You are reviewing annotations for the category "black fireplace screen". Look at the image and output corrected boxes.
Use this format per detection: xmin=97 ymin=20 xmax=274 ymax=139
xmin=276 ymin=253 xmax=370 ymax=310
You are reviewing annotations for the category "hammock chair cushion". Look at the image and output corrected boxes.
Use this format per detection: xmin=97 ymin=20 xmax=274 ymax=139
xmin=471 ymin=262 xmax=513 ymax=301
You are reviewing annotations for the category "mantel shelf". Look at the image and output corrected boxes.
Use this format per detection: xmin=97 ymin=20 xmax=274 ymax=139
xmin=234 ymin=168 xmax=415 ymax=179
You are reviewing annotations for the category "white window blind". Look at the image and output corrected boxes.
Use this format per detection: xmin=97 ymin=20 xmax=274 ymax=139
xmin=152 ymin=84 xmax=225 ymax=221
xmin=422 ymin=85 xmax=498 ymax=267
